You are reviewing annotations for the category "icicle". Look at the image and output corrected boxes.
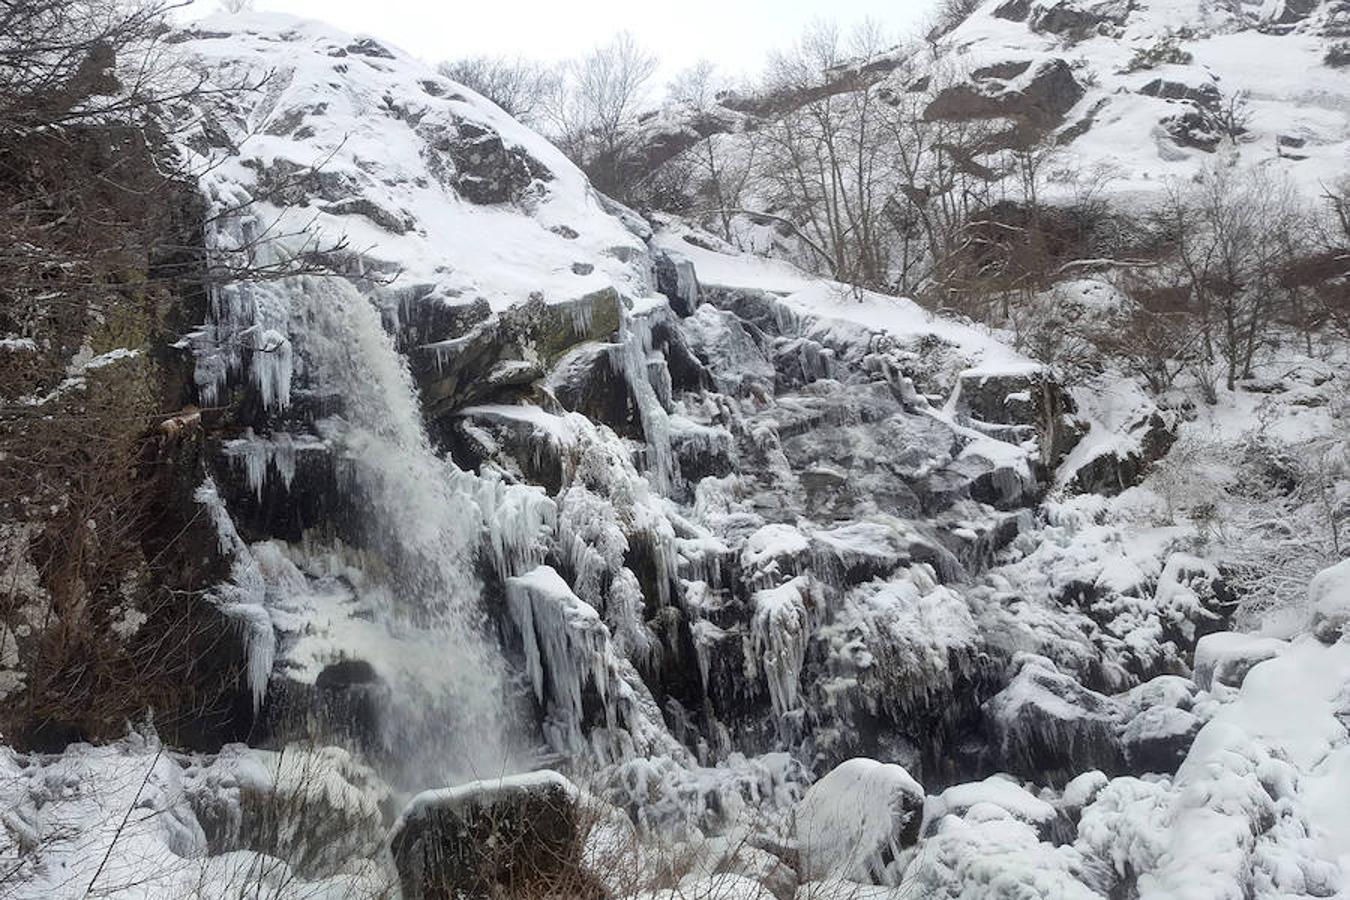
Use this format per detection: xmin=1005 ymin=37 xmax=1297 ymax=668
xmin=223 ymin=430 xmax=314 ymax=500
xmin=608 ymin=308 xmax=681 ymax=494
xmin=746 ymin=576 xmax=812 ymax=727
xmin=479 ymin=475 xmax=557 ymax=581
xmin=193 ymin=477 xmax=274 ymax=711
xmin=570 ymin=292 xmax=595 ymax=336
xmin=505 ymin=566 xmax=610 ymax=753
xmin=192 ymin=208 xmax=295 ymax=413
xmin=607 ymin=567 xmax=655 ymax=665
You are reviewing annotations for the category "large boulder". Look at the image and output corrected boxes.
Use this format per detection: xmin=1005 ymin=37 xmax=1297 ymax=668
xmin=984 ymin=654 xmax=1124 ymax=784
xmin=794 ymin=757 xmax=925 ymax=884
xmin=653 ymin=249 xmax=700 ymax=317
xmin=1066 ymin=407 xmax=1177 ymax=496
xmin=1030 ymin=0 xmax=1132 ymax=36
xmin=1193 ymin=632 xmax=1287 ymax=690
xmin=187 ymin=743 xmax=389 ymax=880
xmin=389 ymin=771 xmax=601 ymax=900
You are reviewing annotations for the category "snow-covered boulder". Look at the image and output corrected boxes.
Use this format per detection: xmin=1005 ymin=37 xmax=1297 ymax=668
xmin=188 ymin=742 xmax=389 ymax=879
xmin=904 ymin=779 xmax=1095 ymax=899
xmin=926 ymin=776 xmax=1057 ymax=833
xmin=1193 ymin=632 xmax=1289 ymax=690
xmin=1309 ymin=557 xmax=1350 ymax=642
xmin=389 ymin=771 xmax=595 ymax=900
xmin=984 ymin=654 xmax=1125 ymax=783
xmin=1119 ymin=705 xmax=1202 ymax=773
xmin=794 ymin=758 xmax=925 ymax=885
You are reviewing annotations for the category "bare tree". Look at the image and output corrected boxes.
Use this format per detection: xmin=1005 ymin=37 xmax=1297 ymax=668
xmin=752 ymin=19 xmax=900 ymax=289
xmin=1163 ymin=165 xmax=1308 ymax=395
xmin=437 ymin=55 xmax=558 ymax=124
xmin=540 ymin=31 xmax=659 ymax=199
xmin=666 ymin=58 xmax=722 ymax=107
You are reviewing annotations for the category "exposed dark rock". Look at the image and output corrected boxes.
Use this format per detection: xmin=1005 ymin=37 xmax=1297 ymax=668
xmin=449 ymin=405 xmax=571 ymax=494
xmin=241 ymin=156 xmax=360 ymax=205
xmin=1139 ymin=78 xmax=1221 ymax=109
xmin=1325 ymin=41 xmax=1350 ymax=66
xmin=1067 ymin=408 xmax=1177 ymax=496
xmin=1030 ymin=0 xmax=1132 ymax=36
xmin=318 ymin=196 xmax=414 ymax=233
xmin=654 ymin=249 xmax=701 ymax=317
xmin=994 ymin=0 xmax=1033 ymax=21
xmin=719 ymin=53 xmax=904 ymax=119
xmin=412 ymin=289 xmax=623 ymax=422
xmin=1162 ymin=109 xmax=1222 ymax=152
xmin=1273 ymin=0 xmax=1320 ymax=24
xmin=1120 ymin=705 xmax=1201 ymax=773
xmin=588 ymin=107 xmax=743 ymax=197
xmin=395 ymin=295 xmax=491 ymax=349
xmin=957 ymin=368 xmax=1086 ymax=468
xmin=443 ymin=121 xmax=552 ymax=204
xmin=346 ymin=38 xmax=394 ymax=59
xmin=210 ymin=436 xmax=349 ymax=544
xmin=973 ymin=60 xmax=1034 ymax=81
xmin=546 ymin=342 xmax=642 ymax=440
xmin=925 ymin=59 xmax=1084 ymax=148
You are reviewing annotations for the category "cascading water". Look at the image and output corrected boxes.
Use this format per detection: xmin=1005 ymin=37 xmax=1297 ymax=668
xmin=282 ymin=273 xmax=513 ymax=782
xmin=193 ymin=206 xmax=520 ymax=788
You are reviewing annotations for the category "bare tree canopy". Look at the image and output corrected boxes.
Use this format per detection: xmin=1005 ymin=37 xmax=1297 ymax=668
xmin=437 ymin=54 xmax=557 ymax=123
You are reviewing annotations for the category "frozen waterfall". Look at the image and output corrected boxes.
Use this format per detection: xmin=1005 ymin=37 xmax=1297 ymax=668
xmin=193 ymin=208 xmax=516 ymax=787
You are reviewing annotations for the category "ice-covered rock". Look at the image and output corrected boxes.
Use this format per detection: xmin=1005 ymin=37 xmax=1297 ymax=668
xmin=984 ymin=654 xmax=1125 ymax=783
xmin=794 ymin=757 xmax=925 ymax=885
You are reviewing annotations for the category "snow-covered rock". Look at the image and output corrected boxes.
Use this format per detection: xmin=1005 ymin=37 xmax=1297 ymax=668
xmin=1309 ymin=557 xmax=1350 ymax=641
xmin=389 ymin=770 xmax=592 ymax=900
xmin=794 ymin=757 xmax=925 ymax=884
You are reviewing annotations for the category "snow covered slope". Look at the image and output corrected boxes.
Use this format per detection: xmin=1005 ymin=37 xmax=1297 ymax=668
xmin=173 ymin=13 xmax=648 ymax=309
xmin=941 ymin=0 xmax=1350 ymax=198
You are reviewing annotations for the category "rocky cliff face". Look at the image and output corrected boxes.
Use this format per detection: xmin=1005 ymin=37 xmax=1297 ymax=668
xmin=1 ymin=10 xmax=1348 ymax=900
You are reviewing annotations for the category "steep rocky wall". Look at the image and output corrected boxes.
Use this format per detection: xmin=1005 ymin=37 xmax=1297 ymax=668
xmin=0 ymin=125 xmax=253 ymax=751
